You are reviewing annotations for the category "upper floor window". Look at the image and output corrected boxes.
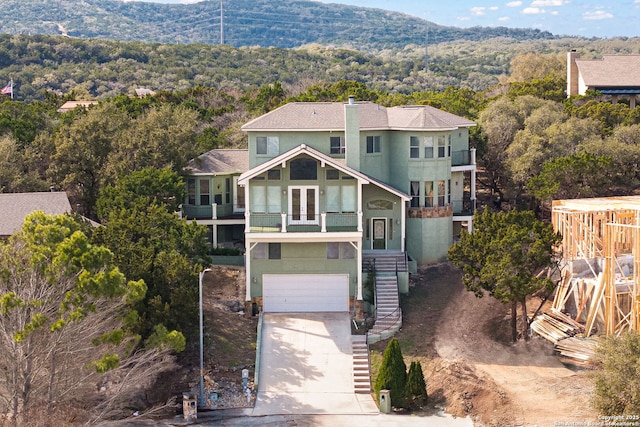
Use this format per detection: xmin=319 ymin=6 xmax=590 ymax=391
xmin=424 ymin=136 xmax=434 ymax=159
xmin=330 ymin=136 xmax=345 ymax=154
xmin=290 ymin=158 xmax=317 ymax=180
xmin=438 ymin=135 xmax=446 ymax=158
xmin=410 ymin=136 xmax=419 ymax=158
xmin=438 ymin=180 xmax=446 ymax=206
xmin=187 ymin=179 xmax=196 ymax=205
xmin=200 ymin=179 xmax=210 ymax=205
xmin=256 ymin=136 xmax=279 ymax=155
xmin=366 ymin=136 xmax=381 ymax=153
xmin=267 ymin=169 xmax=281 ymax=180
xmin=326 ymin=169 xmax=339 ymax=180
xmin=424 ymin=181 xmax=434 ymax=208
xmin=410 ymin=181 xmax=420 ymax=208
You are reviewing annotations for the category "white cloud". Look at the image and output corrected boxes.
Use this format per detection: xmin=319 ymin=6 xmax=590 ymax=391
xmin=505 ymin=1 xmax=522 ymax=6
xmin=470 ymin=6 xmax=487 ymax=16
xmin=531 ymin=0 xmax=566 ymax=6
xmin=498 ymin=16 xmax=510 ymax=21
xmin=583 ymin=10 xmax=613 ymax=20
xmin=523 ymin=7 xmax=545 ymax=14
xmin=457 ymin=16 xmax=471 ymax=21
xmin=489 ymin=6 xmax=499 ymax=11
xmin=550 ymin=10 xmax=559 ymax=15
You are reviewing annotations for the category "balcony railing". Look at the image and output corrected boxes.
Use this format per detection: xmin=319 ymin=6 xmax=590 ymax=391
xmin=451 ymin=196 xmax=476 ymax=216
xmin=247 ymin=212 xmax=361 ymax=233
xmin=182 ymin=203 xmax=245 ymax=220
xmin=451 ymin=150 xmax=472 ymax=166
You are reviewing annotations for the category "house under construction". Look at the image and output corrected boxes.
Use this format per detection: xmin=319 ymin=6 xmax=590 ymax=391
xmin=531 ymin=196 xmax=640 ymax=363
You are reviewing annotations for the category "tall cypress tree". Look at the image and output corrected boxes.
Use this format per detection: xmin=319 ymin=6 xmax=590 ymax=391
xmin=405 ymin=361 xmax=428 ymax=408
xmin=374 ymin=338 xmax=407 ymax=408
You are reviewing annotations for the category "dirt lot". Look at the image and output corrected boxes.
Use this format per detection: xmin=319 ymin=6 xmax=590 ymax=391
xmin=379 ymin=262 xmax=597 ymax=427
xmin=168 ymin=264 xmax=597 ymax=426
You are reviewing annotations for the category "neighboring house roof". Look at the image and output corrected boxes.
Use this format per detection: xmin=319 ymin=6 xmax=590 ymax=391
xmin=0 ymin=192 xmax=72 ymax=237
xmin=241 ymin=102 xmax=475 ymax=132
xmin=238 ymin=144 xmax=411 ymax=201
xmin=576 ymin=55 xmax=640 ymax=88
xmin=57 ymin=100 xmax=99 ymax=113
xmin=183 ymin=149 xmax=249 ymax=176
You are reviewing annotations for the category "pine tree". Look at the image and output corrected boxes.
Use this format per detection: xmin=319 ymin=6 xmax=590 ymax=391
xmin=374 ymin=338 xmax=407 ymax=408
xmin=405 ymin=361 xmax=428 ymax=408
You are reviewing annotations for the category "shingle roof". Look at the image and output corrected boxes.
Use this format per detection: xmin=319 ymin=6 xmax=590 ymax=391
xmin=0 ymin=192 xmax=72 ymax=237
xmin=241 ymin=102 xmax=475 ymax=132
xmin=183 ymin=149 xmax=249 ymax=175
xmin=576 ymin=55 xmax=640 ymax=87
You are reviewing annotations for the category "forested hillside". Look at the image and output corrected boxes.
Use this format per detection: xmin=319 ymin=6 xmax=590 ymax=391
xmin=1 ymin=34 xmax=640 ymax=103
xmin=0 ymin=0 xmax=555 ymax=50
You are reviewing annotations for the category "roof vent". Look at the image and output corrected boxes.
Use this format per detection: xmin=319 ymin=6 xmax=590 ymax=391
xmin=348 ymin=96 xmax=355 ymax=105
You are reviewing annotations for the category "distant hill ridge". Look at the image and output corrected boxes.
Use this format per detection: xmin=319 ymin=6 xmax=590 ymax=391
xmin=0 ymin=0 xmax=556 ymax=50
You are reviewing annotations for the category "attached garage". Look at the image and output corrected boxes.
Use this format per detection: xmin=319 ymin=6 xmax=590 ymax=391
xmin=262 ymin=274 xmax=349 ymax=312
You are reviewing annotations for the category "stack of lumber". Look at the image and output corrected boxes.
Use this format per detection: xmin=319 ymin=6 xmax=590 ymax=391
xmin=555 ymin=336 xmax=600 ymax=366
xmin=530 ymin=309 xmax=585 ymax=344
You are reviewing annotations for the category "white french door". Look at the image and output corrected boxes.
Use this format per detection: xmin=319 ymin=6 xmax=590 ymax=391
xmin=288 ymin=186 xmax=319 ymax=225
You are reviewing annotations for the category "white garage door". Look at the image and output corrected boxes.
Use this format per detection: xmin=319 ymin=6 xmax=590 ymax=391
xmin=263 ymin=274 xmax=349 ymax=312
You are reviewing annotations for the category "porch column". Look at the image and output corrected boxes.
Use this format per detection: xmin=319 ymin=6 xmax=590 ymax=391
xmin=357 ymin=180 xmax=363 ymax=232
xmin=400 ymin=200 xmax=406 ymax=252
xmin=356 ymin=240 xmax=363 ymax=300
xmin=211 ymin=224 xmax=218 ymax=248
xmin=211 ymin=203 xmax=218 ymax=220
xmin=243 ymin=183 xmax=250 ymax=233
xmin=245 ymin=242 xmax=258 ymax=301
xmin=470 ymin=148 xmax=477 ymax=213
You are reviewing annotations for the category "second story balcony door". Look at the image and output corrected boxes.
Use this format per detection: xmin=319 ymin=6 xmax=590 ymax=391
xmin=289 ymin=186 xmax=319 ymax=225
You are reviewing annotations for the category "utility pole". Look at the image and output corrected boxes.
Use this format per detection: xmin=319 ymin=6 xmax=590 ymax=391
xmin=220 ymin=0 xmax=224 ymax=45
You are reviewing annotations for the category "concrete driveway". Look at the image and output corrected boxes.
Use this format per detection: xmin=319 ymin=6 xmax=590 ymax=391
xmin=252 ymin=312 xmax=378 ymax=415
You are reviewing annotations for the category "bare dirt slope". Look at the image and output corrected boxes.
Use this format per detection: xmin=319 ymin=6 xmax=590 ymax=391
xmin=383 ymin=263 xmax=596 ymax=427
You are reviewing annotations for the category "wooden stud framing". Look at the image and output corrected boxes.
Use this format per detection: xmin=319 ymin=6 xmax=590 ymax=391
xmin=550 ymin=197 xmax=640 ymax=338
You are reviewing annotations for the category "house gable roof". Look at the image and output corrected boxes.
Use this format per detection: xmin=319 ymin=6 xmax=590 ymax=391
xmin=576 ymin=55 xmax=640 ymax=88
xmin=238 ymin=144 xmax=410 ymax=201
xmin=0 ymin=192 xmax=72 ymax=237
xmin=183 ymin=149 xmax=249 ymax=176
xmin=241 ymin=102 xmax=475 ymax=132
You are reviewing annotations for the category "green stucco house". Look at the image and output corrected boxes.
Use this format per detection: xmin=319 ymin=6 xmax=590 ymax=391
xmin=182 ymin=99 xmax=476 ymax=317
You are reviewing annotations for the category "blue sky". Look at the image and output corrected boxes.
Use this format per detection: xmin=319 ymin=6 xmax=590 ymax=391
xmin=140 ymin=0 xmax=639 ymax=38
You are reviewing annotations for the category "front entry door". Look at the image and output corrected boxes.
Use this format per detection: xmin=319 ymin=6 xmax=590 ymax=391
xmin=372 ymin=218 xmax=387 ymax=250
